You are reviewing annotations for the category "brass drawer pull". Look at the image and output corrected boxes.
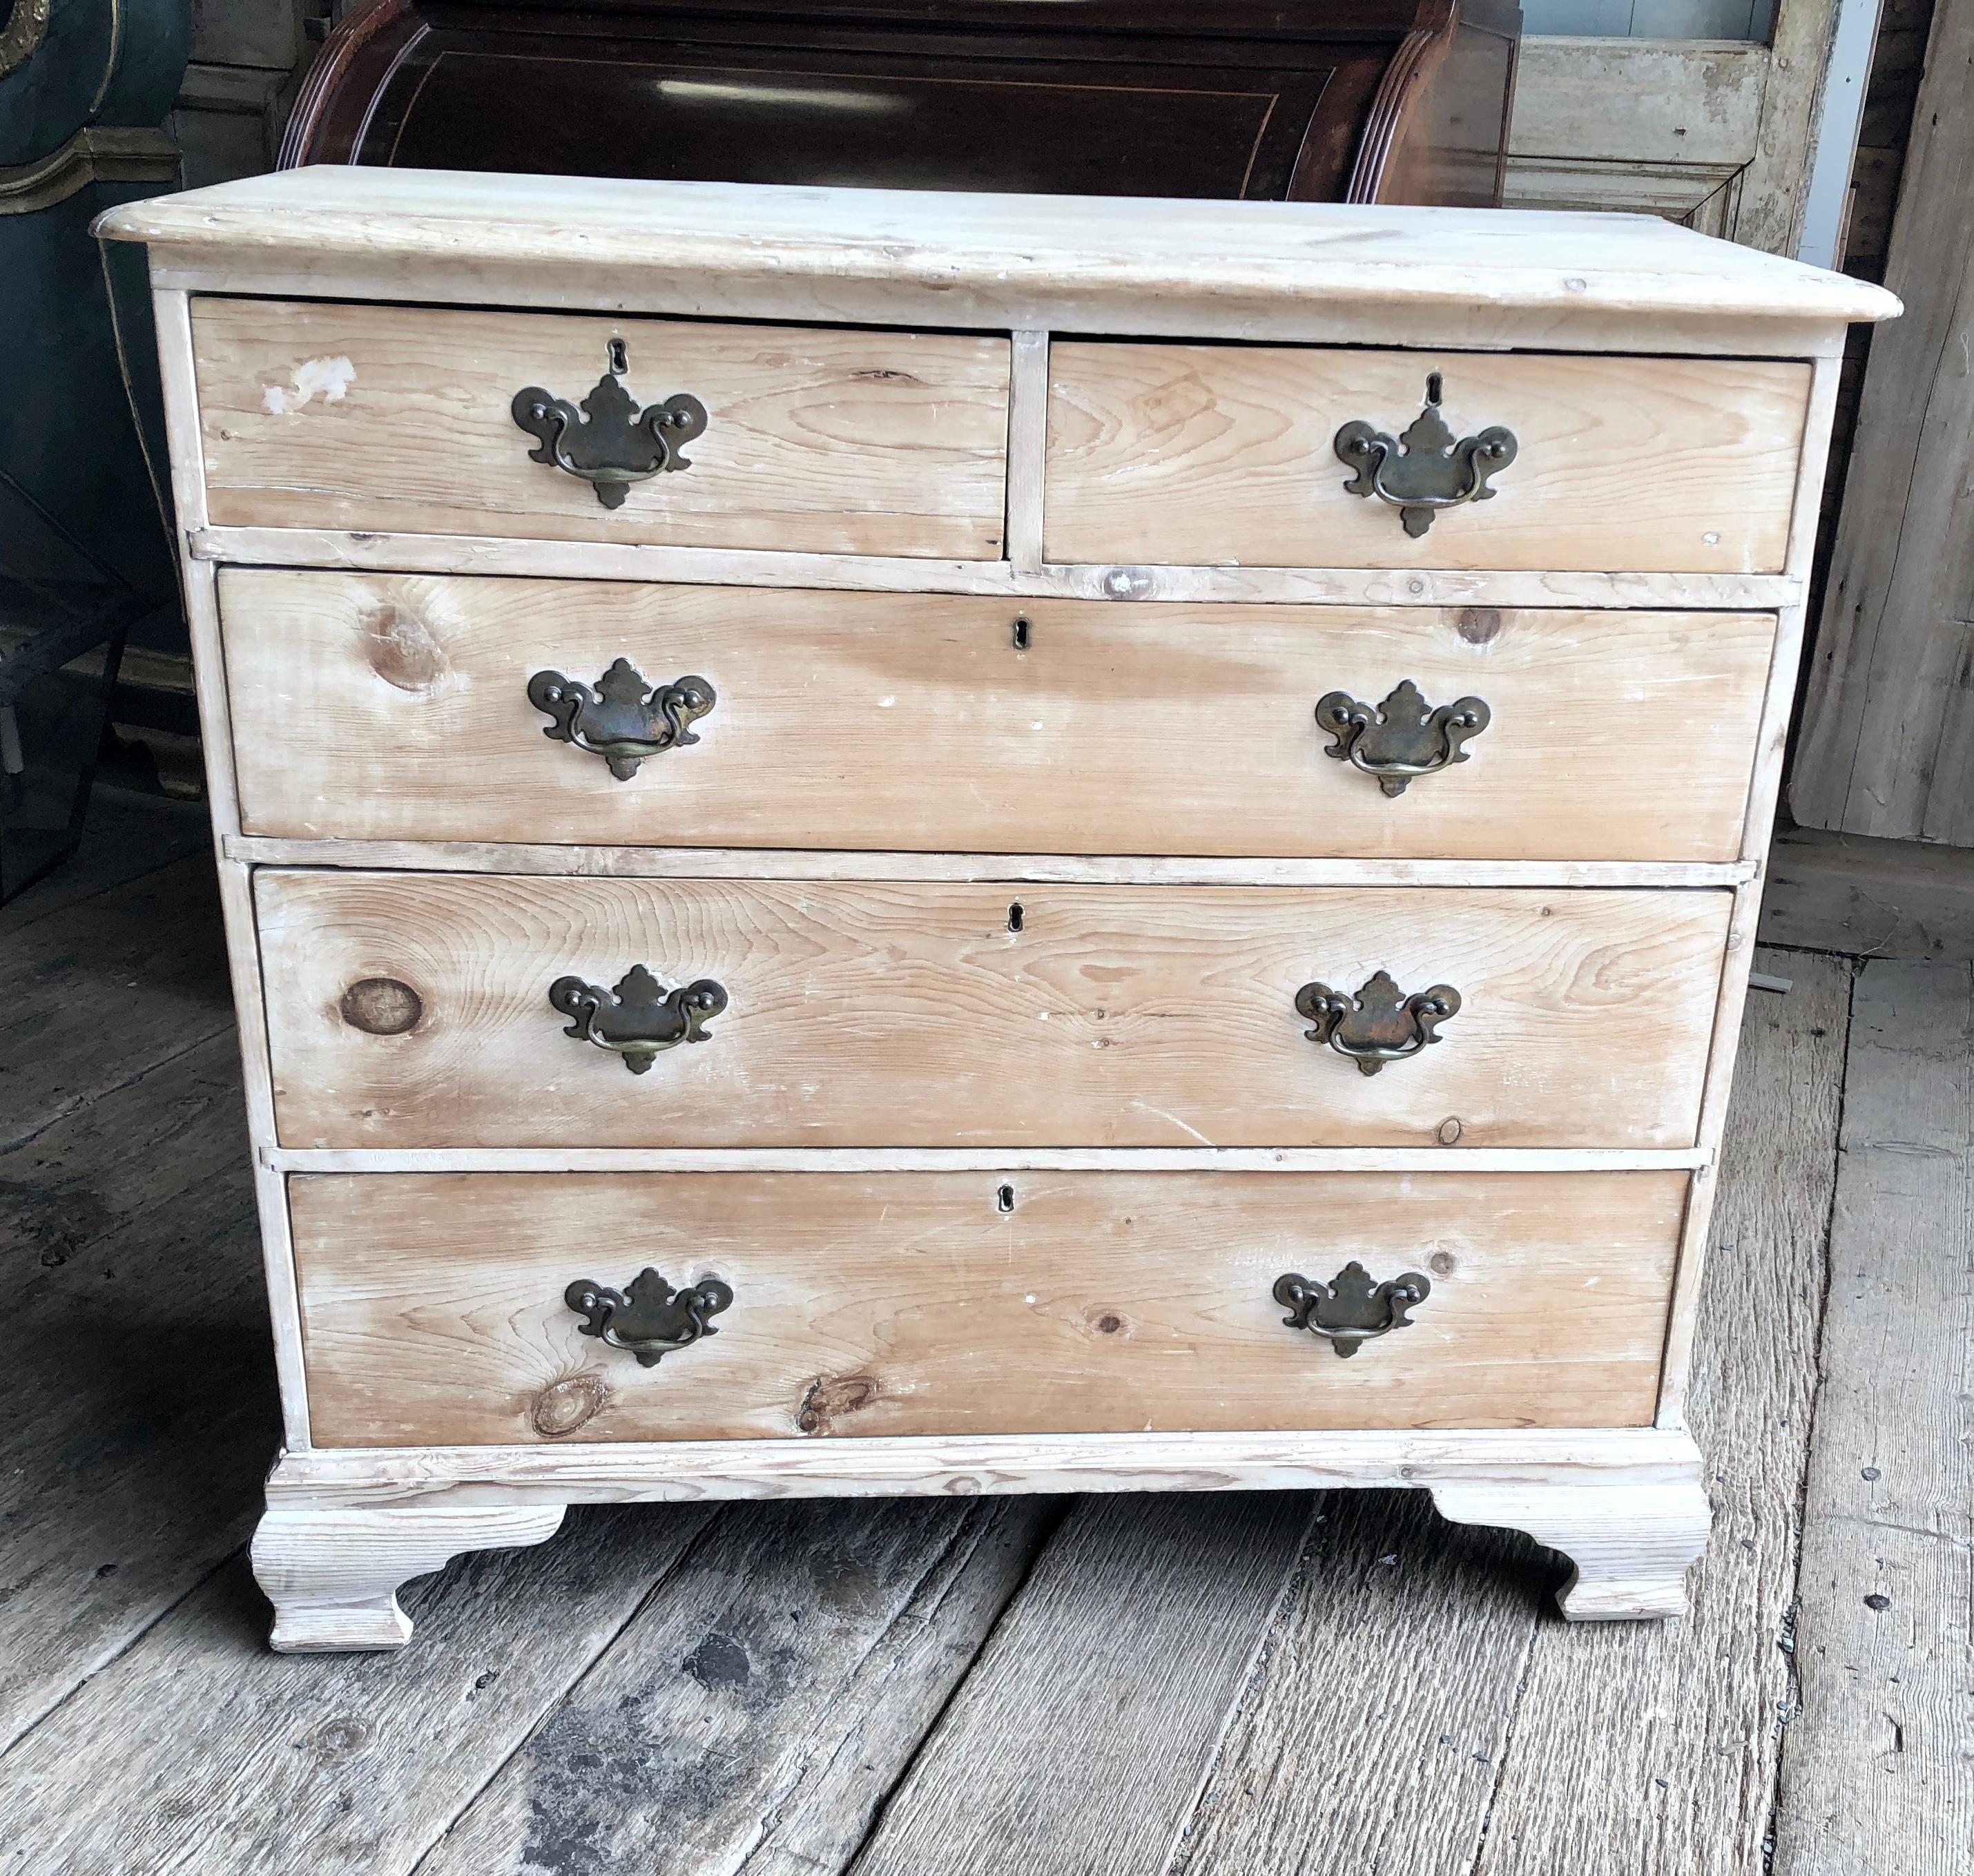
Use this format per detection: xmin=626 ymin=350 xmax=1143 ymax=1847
xmin=1316 ymin=680 xmax=1489 ymax=797
xmin=1333 ymin=373 xmax=1517 ymax=537
xmin=1295 ymin=969 xmax=1460 ymax=1074
xmin=528 ymin=657 xmax=716 ymax=781
xmin=550 ymin=965 xmax=728 ymax=1074
xmin=511 ymin=339 xmax=707 ymax=509
xmin=1273 ymin=1262 xmax=1430 ymax=1358
xmin=565 ymin=1267 xmax=733 ymax=1366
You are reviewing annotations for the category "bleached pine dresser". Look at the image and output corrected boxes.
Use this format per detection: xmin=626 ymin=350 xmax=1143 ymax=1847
xmin=100 ymin=168 xmax=1897 ymax=1650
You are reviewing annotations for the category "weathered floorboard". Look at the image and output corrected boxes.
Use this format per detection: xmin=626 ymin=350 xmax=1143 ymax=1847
xmin=0 ymin=1032 xmax=270 ymax=1754
xmin=1773 ymin=960 xmax=1974 ymax=1875
xmin=0 ymin=1507 xmax=719 ymax=1876
xmin=1472 ymin=948 xmax=1852 ymax=1876
xmin=418 ymin=1497 xmax=1059 ymax=1876
xmin=848 ymin=1492 xmax=1314 ymax=1876
xmin=1761 ymin=826 xmax=1974 ymax=963
xmin=0 ymin=791 xmax=211 ymax=936
xmin=0 ymin=849 xmax=231 ymax=1147
xmin=1168 ymin=1489 xmax=1542 ymax=1876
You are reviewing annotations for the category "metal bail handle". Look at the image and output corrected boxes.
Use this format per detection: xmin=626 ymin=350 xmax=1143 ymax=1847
xmin=549 ymin=965 xmax=728 ymax=1074
xmin=1315 ymin=679 xmax=1491 ymax=797
xmin=564 ymin=1268 xmax=734 ymax=1366
xmin=528 ymin=657 xmax=717 ymax=782
xmin=1273 ymin=1262 xmax=1431 ymax=1357
xmin=511 ymin=338 xmax=708 ymax=510
xmin=1294 ymin=969 xmax=1460 ymax=1074
xmin=1334 ymin=372 xmax=1518 ymax=537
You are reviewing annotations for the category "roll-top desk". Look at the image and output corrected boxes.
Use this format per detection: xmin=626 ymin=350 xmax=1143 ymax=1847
xmin=97 ymin=168 xmax=1897 ymax=1650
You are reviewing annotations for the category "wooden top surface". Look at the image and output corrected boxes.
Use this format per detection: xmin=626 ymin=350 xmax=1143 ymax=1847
xmin=99 ymin=166 xmax=1899 ymax=329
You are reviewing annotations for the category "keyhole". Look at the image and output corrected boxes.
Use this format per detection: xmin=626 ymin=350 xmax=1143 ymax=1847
xmin=996 ymin=1184 xmax=1016 ymax=1213
xmin=1007 ymin=902 xmax=1024 ymax=933
xmin=1012 ymin=615 xmax=1031 ymax=651
xmin=1425 ymin=370 xmax=1444 ymax=406
xmin=607 ymin=337 xmax=628 ymax=375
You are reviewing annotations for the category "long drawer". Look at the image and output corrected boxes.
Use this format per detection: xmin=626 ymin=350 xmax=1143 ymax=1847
xmin=218 ymin=571 xmax=1776 ymax=862
xmin=1046 ymin=344 xmax=1810 ymax=574
xmin=289 ymin=1170 xmax=1687 ymax=1446
xmin=256 ymin=871 xmax=1731 ymax=1150
xmin=191 ymin=299 xmax=1012 ymax=557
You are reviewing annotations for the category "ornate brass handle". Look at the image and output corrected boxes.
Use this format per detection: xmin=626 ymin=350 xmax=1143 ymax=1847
xmin=565 ymin=1268 xmax=733 ymax=1366
xmin=528 ymin=657 xmax=717 ymax=782
xmin=512 ymin=340 xmax=708 ymax=509
xmin=1295 ymin=969 xmax=1460 ymax=1074
xmin=1274 ymin=1262 xmax=1430 ymax=1358
xmin=1334 ymin=373 xmax=1517 ymax=537
xmin=550 ymin=965 xmax=728 ymax=1074
xmin=1316 ymin=680 xmax=1490 ymax=797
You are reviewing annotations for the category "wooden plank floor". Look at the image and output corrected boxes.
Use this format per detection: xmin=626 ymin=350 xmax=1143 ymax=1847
xmin=3 ymin=795 xmax=1966 ymax=1876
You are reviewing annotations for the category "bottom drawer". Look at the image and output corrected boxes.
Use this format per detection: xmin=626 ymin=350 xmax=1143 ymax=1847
xmin=291 ymin=1170 xmax=1685 ymax=1447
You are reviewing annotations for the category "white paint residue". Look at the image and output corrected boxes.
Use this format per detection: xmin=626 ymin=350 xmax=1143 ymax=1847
xmin=262 ymin=354 xmax=357 ymax=416
xmin=878 ymin=695 xmax=896 ymax=708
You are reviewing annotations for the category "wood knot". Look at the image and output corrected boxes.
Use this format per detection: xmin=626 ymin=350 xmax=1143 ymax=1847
xmin=339 ymin=977 xmax=423 ymax=1036
xmin=796 ymin=1373 xmax=882 ymax=1435
xmin=1456 ymin=606 xmax=1503 ymax=644
xmin=358 ymin=597 xmax=449 ymax=693
xmin=1435 ymin=1116 xmax=1463 ymax=1145
xmin=1085 ymin=1306 xmax=1130 ymax=1337
xmin=1429 ymin=1250 xmax=1458 ymax=1277
xmin=530 ymin=1372 xmax=608 ymax=1438
xmin=306 ymin=1717 xmax=374 ymax=1766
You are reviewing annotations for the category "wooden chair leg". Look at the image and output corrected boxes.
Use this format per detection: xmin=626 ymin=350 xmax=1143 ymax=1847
xmin=251 ymin=1500 xmax=567 ymax=1652
xmin=1430 ymin=1478 xmax=1713 ymax=1621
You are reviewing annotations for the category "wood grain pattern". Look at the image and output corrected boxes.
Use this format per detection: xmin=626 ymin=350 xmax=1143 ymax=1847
xmin=225 ymin=838 xmax=1755 ymax=891
xmin=1046 ymin=344 xmax=1811 ymax=574
xmin=1789 ymin=0 xmax=1974 ymax=844
xmin=253 ymin=1503 xmax=566 ymax=1652
xmin=1472 ymin=947 xmax=1852 ymax=1874
xmin=217 ymin=571 xmax=1777 ymax=863
xmin=288 ymin=1169 xmax=1687 ymax=1447
xmin=269 ymin=1428 xmax=1710 ymax=1508
xmin=253 ymin=872 xmax=1733 ymax=1150
xmin=414 ymin=1498 xmax=1058 ymax=1876
xmin=0 ymin=1507 xmax=723 ymax=1873
xmin=191 ymin=299 xmax=1010 ymax=557
xmin=1773 ymin=961 xmax=1974 ymax=1876
xmin=1169 ymin=1487 xmax=1542 ymax=1876
xmin=97 ymin=169 xmax=1901 ymax=349
xmin=0 ymin=1034 xmax=269 ymax=1754
xmin=193 ymin=524 xmax=1807 ymax=610
xmin=846 ymin=1493 xmax=1314 ymax=1876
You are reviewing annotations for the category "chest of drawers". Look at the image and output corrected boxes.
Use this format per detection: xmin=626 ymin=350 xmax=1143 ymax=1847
xmin=99 ymin=169 xmax=1897 ymax=1651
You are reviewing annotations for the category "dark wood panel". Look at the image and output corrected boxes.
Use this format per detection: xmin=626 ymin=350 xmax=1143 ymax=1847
xmin=283 ymin=0 xmax=1518 ymax=206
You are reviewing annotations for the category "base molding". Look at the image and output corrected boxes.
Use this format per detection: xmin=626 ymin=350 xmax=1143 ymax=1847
xmin=255 ymin=1428 xmax=1710 ymax=1646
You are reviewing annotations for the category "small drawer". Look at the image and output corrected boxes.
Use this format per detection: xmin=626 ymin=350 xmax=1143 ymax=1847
xmin=1045 ymin=344 xmax=1810 ymax=574
xmin=219 ymin=570 xmax=1776 ymax=864
xmin=257 ymin=871 xmax=1730 ymax=1151
xmin=191 ymin=298 xmax=1011 ymax=557
xmin=289 ymin=1169 xmax=1685 ymax=1446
